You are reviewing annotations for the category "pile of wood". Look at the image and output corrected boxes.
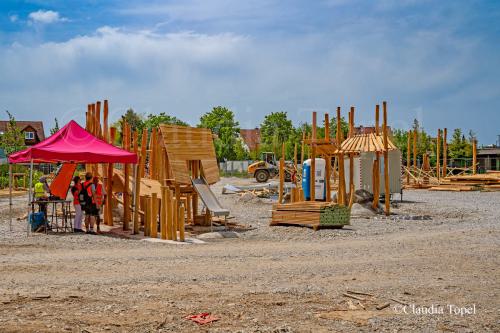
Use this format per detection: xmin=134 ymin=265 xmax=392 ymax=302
xmin=429 ymin=173 xmax=500 ymax=192
xmin=271 ymin=202 xmax=351 ymax=230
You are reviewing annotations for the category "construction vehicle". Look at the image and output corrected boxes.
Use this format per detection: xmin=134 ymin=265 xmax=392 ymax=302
xmin=247 ymin=152 xmax=294 ymax=183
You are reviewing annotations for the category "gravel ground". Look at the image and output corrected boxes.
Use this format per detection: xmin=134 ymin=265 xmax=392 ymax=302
xmin=0 ymin=177 xmax=498 ymax=332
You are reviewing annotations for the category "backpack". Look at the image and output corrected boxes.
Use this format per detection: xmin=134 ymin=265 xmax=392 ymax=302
xmin=79 ymin=182 xmax=93 ymax=207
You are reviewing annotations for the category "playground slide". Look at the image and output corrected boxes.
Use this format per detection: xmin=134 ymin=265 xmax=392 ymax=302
xmin=191 ymin=178 xmax=230 ymax=217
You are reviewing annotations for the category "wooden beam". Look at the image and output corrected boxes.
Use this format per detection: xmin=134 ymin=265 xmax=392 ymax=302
xmin=123 ymin=121 xmax=130 ymax=231
xmin=300 ymin=131 xmax=305 ymax=165
xmin=106 ymin=127 xmax=116 ymax=226
xmin=383 ymin=101 xmax=390 ymax=216
xmin=293 ymin=143 xmax=298 ymax=178
xmin=150 ymin=192 xmax=158 ymax=239
xmin=166 ymin=189 xmax=173 ymax=240
xmin=278 ymin=143 xmax=285 ymax=203
xmin=95 ymin=101 xmax=102 ymax=138
xmin=160 ymin=186 xmax=167 ymax=240
xmin=472 ymin=138 xmax=477 ymax=175
xmin=179 ymin=205 xmax=185 ymax=242
xmin=311 ymin=112 xmax=317 ymax=201
xmin=144 ymin=196 xmax=151 ymax=236
xmin=349 ymin=153 xmax=354 ymax=199
xmin=103 ymin=100 xmax=109 ymax=142
xmin=407 ymin=130 xmax=411 ymax=184
xmin=443 ymin=128 xmax=447 ymax=178
xmin=325 ymin=113 xmax=331 ymax=202
xmin=338 ymin=153 xmax=346 ymax=206
xmin=150 ymin=128 xmax=157 ymax=179
xmin=375 ymin=104 xmax=380 ymax=135
xmin=413 ymin=130 xmax=417 ymax=169
xmin=350 ymin=106 xmax=355 ymax=137
xmin=436 ymin=129 xmax=441 ymax=181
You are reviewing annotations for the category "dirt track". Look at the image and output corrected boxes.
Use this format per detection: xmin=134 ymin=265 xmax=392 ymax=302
xmin=0 ymin=180 xmax=498 ymax=332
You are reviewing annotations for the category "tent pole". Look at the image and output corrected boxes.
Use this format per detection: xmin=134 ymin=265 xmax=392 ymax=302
xmin=27 ymin=159 xmax=34 ymax=236
xmin=9 ymin=164 xmax=12 ymax=232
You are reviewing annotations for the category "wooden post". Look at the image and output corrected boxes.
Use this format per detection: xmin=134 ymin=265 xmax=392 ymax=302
xmin=132 ymin=131 xmax=140 ymax=234
xmin=371 ymin=158 xmax=380 ymax=210
xmin=436 ymin=129 xmax=441 ymax=181
xmin=150 ymin=192 xmax=158 ymax=239
xmin=383 ymin=101 xmax=390 ymax=216
xmin=123 ymin=121 xmax=130 ymax=231
xmin=179 ymin=205 xmax=185 ymax=242
xmin=278 ymin=143 xmax=285 ymax=203
xmin=106 ymin=127 xmax=116 ymax=226
xmin=160 ymin=186 xmax=167 ymax=240
xmin=375 ymin=105 xmax=380 ymax=135
xmin=349 ymin=153 xmax=354 ymax=198
xmin=150 ymin=128 xmax=157 ymax=179
xmin=186 ymin=193 xmax=192 ymax=225
xmin=407 ymin=130 xmax=411 ymax=184
xmin=300 ymin=131 xmax=305 ymax=165
xmin=103 ymin=100 xmax=109 ymax=142
xmin=144 ymin=196 xmax=151 ymax=237
xmin=175 ymin=184 xmax=181 ymax=236
xmin=325 ymin=113 xmax=331 ymax=202
xmin=293 ymin=143 xmax=297 ymax=175
xmin=350 ymin=106 xmax=355 ymax=137
xmin=166 ymin=189 xmax=173 ymax=240
xmin=443 ymin=128 xmax=447 ymax=178
xmin=95 ymin=101 xmax=102 ymax=138
xmin=472 ymin=138 xmax=477 ymax=174
xmin=310 ymin=112 xmax=317 ymax=201
xmin=338 ymin=153 xmax=345 ymax=206
xmin=413 ymin=130 xmax=417 ymax=169
xmin=172 ymin=197 xmax=178 ymax=241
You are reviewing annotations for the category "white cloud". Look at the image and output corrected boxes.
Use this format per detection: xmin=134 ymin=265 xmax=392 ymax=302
xmin=28 ymin=10 xmax=68 ymax=24
xmin=9 ymin=14 xmax=18 ymax=23
xmin=0 ymin=21 xmax=497 ymax=143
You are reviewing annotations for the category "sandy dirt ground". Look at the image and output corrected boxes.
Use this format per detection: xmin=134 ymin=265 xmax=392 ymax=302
xmin=0 ymin=177 xmax=499 ymax=332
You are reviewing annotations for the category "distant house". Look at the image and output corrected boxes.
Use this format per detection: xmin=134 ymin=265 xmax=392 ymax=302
xmin=0 ymin=120 xmax=45 ymax=146
xmin=478 ymin=147 xmax=500 ymax=171
xmin=354 ymin=125 xmax=392 ymax=136
xmin=240 ymin=128 xmax=261 ymax=152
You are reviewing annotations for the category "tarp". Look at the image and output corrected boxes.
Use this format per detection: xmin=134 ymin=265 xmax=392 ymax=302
xmin=49 ymin=163 xmax=77 ymax=199
xmin=8 ymin=120 xmax=138 ymax=164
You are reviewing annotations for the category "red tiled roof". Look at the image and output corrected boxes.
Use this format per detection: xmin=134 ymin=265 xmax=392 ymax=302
xmin=0 ymin=120 xmax=45 ymax=141
xmin=240 ymin=128 xmax=261 ymax=151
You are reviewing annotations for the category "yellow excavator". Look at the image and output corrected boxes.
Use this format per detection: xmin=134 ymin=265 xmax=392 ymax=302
xmin=247 ymin=152 xmax=294 ymax=183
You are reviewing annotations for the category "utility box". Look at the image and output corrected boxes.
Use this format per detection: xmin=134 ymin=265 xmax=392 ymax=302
xmin=344 ymin=150 xmax=402 ymax=195
xmin=302 ymin=158 xmax=326 ymax=200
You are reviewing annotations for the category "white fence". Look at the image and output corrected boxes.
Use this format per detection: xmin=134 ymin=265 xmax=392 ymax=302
xmin=219 ymin=160 xmax=253 ymax=175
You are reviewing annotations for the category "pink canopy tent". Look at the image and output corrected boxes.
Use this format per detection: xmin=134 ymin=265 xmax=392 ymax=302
xmin=7 ymin=120 xmax=137 ymax=235
xmin=9 ymin=120 xmax=137 ymax=164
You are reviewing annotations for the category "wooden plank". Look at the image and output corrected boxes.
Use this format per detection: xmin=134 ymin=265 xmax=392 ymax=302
xmin=383 ymin=101 xmax=390 ymax=216
xmin=443 ymin=128 xmax=447 ymax=178
xmin=150 ymin=192 xmax=158 ymax=239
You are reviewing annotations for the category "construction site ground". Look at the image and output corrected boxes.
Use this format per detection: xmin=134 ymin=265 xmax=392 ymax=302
xmin=0 ymin=177 xmax=498 ymax=332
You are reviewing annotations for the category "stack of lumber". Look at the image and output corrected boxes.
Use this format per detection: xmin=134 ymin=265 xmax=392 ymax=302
xmin=271 ymin=201 xmax=350 ymax=230
xmin=429 ymin=174 xmax=500 ymax=192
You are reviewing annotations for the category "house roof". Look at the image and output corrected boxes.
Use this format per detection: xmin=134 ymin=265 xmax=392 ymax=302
xmin=240 ymin=128 xmax=261 ymax=151
xmin=0 ymin=120 xmax=45 ymax=141
xmin=478 ymin=147 xmax=500 ymax=156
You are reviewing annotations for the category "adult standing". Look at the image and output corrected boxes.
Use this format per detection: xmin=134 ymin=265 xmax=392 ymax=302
xmin=81 ymin=172 xmax=98 ymax=234
xmin=92 ymin=176 xmax=106 ymax=234
xmin=71 ymin=176 xmax=84 ymax=232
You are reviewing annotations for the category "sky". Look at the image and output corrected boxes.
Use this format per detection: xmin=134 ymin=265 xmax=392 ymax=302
xmin=0 ymin=0 xmax=499 ymax=145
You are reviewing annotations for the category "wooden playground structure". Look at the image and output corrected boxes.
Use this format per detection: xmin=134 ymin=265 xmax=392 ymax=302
xmin=84 ymin=100 xmax=228 ymax=241
xmin=403 ymin=128 xmax=500 ymax=191
xmin=271 ymin=102 xmax=398 ymax=229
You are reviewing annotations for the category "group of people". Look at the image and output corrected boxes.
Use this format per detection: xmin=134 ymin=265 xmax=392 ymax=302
xmin=71 ymin=172 xmax=106 ymax=234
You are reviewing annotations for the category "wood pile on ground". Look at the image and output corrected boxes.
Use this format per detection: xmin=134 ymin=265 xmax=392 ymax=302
xmin=429 ymin=173 xmax=500 ymax=192
xmin=271 ymin=201 xmax=351 ymax=230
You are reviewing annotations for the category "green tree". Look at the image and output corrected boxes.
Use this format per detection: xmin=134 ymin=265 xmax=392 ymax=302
xmin=448 ymin=128 xmax=472 ymax=159
xmin=0 ymin=111 xmax=25 ymax=155
xmin=122 ymin=108 xmax=144 ymax=131
xmin=234 ymin=137 xmax=250 ymax=160
xmin=260 ymin=112 xmax=293 ymax=158
xmin=143 ymin=113 xmax=188 ymax=129
xmin=199 ymin=106 xmax=240 ymax=160
xmin=50 ymin=118 xmax=60 ymax=135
